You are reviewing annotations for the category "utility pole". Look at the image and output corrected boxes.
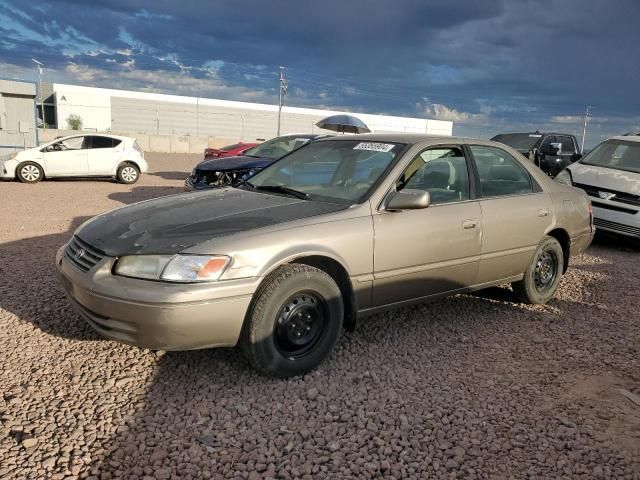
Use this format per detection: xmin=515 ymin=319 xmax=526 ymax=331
xmin=32 ymin=58 xmax=44 ymax=127
xmin=581 ymin=106 xmax=591 ymax=153
xmin=277 ymin=66 xmax=287 ymax=136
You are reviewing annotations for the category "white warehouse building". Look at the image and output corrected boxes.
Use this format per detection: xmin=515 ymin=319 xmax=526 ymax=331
xmin=50 ymin=84 xmax=452 ymax=141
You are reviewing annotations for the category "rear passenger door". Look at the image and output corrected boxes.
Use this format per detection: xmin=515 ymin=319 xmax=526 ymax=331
xmin=87 ymin=136 xmax=121 ymax=175
xmin=468 ymin=145 xmax=552 ymax=284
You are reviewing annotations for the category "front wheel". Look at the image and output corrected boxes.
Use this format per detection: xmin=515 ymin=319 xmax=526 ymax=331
xmin=116 ymin=163 xmax=140 ymax=184
xmin=16 ymin=162 xmax=44 ymax=183
xmin=240 ymin=264 xmax=343 ymax=378
xmin=512 ymin=236 xmax=564 ymax=304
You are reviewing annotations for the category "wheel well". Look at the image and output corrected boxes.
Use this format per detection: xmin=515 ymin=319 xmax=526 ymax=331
xmin=291 ymin=256 xmax=357 ymax=331
xmin=547 ymin=228 xmax=570 ymax=272
xmin=118 ymin=160 xmax=140 ymax=172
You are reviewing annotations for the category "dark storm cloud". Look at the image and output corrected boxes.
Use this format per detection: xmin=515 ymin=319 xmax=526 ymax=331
xmin=2 ymin=0 xmax=639 ymax=142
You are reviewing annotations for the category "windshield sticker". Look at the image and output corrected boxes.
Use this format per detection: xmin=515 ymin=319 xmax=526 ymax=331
xmin=295 ymin=138 xmax=311 ymax=143
xmin=353 ymin=142 xmax=395 ymax=152
xmin=529 ymin=134 xmax=542 ymax=138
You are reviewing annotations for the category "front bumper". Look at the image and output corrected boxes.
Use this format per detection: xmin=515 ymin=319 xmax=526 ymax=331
xmin=592 ymin=206 xmax=640 ymax=238
xmin=184 ymin=175 xmax=214 ymax=191
xmin=0 ymin=160 xmax=17 ymax=179
xmin=56 ymin=245 xmax=260 ymax=350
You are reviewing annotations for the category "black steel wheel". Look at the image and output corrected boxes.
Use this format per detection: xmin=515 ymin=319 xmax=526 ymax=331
xmin=240 ymin=264 xmax=344 ymax=378
xmin=512 ymin=236 xmax=564 ymax=304
xmin=274 ymin=292 xmax=328 ymax=359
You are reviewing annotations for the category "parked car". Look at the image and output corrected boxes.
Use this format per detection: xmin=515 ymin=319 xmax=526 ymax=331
xmin=57 ymin=134 xmax=594 ymax=377
xmin=185 ymin=133 xmax=327 ymax=190
xmin=0 ymin=134 xmax=147 ymax=184
xmin=491 ymin=132 xmax=582 ymax=177
xmin=555 ymin=135 xmax=640 ymax=238
xmin=204 ymin=142 xmax=261 ymax=159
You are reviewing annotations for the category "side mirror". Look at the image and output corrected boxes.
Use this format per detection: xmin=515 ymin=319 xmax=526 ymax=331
xmin=386 ymin=189 xmax=430 ymax=211
xmin=570 ymin=153 xmax=582 ymax=162
xmin=45 ymin=145 xmax=55 ymax=152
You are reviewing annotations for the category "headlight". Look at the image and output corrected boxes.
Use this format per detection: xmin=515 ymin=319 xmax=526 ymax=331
xmin=554 ymin=169 xmax=573 ymax=186
xmin=114 ymin=254 xmax=231 ymax=282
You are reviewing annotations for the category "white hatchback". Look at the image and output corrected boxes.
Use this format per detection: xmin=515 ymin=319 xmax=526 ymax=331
xmin=0 ymin=134 xmax=148 ymax=184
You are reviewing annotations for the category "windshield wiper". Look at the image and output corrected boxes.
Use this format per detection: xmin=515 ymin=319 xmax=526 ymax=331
xmin=235 ymin=179 xmax=256 ymax=190
xmin=254 ymin=185 xmax=309 ymax=200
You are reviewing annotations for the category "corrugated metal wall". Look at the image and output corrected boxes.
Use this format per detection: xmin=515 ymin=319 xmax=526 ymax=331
xmin=109 ymin=97 xmax=433 ymax=141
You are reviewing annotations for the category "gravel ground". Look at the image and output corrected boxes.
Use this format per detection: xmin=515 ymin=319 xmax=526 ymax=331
xmin=0 ymin=152 xmax=639 ymax=480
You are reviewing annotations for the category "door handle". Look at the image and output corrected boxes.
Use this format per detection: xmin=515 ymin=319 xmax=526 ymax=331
xmin=462 ymin=219 xmax=479 ymax=229
xmin=537 ymin=209 xmax=549 ymax=217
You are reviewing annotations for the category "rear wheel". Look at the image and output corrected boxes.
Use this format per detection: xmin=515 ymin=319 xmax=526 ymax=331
xmin=240 ymin=264 xmax=343 ymax=378
xmin=117 ymin=163 xmax=140 ymax=184
xmin=16 ymin=162 xmax=44 ymax=183
xmin=512 ymin=236 xmax=564 ymax=304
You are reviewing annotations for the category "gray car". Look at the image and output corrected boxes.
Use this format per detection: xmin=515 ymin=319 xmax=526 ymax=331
xmin=57 ymin=134 xmax=594 ymax=377
xmin=555 ymin=135 xmax=640 ymax=238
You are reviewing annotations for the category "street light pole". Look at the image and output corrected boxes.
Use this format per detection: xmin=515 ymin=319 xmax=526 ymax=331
xmin=581 ymin=106 xmax=591 ymax=153
xmin=32 ymin=58 xmax=44 ymax=128
xmin=277 ymin=66 xmax=287 ymax=136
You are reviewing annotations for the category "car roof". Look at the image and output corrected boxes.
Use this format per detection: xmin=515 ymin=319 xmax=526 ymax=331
xmin=313 ymin=133 xmax=485 ymax=146
xmin=492 ymin=132 xmax=574 ymax=137
xmin=610 ymin=135 xmax=640 ymax=143
xmin=54 ymin=133 xmax=131 ymax=142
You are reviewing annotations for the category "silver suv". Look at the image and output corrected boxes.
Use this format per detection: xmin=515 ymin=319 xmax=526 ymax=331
xmin=556 ymin=135 xmax=640 ymax=238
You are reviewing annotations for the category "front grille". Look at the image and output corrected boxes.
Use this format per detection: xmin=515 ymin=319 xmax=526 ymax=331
xmin=64 ymin=236 xmax=105 ymax=272
xmin=591 ymin=200 xmax=637 ymax=215
xmin=594 ymin=218 xmax=640 ymax=237
xmin=574 ymin=182 xmax=640 ymax=208
xmin=193 ymin=169 xmax=253 ymax=187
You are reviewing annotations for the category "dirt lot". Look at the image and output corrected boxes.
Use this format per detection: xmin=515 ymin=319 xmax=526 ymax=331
xmin=0 ymin=153 xmax=639 ymax=479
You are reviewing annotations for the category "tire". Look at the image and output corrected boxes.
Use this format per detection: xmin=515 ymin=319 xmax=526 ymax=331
xmin=240 ymin=264 xmax=344 ymax=378
xmin=512 ymin=236 xmax=564 ymax=304
xmin=16 ymin=162 xmax=44 ymax=184
xmin=116 ymin=163 xmax=140 ymax=184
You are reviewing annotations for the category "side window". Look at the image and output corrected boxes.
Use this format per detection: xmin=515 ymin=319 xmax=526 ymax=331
xmin=539 ymin=135 xmax=555 ymax=152
xmin=470 ymin=145 xmax=533 ymax=198
xmin=62 ymin=137 xmax=86 ymax=150
xmin=556 ymin=136 xmax=575 ymax=154
xmin=398 ymin=147 xmax=470 ymax=205
xmin=89 ymin=136 xmax=117 ymax=149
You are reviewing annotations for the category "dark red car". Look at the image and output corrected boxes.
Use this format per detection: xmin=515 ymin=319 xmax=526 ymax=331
xmin=204 ymin=142 xmax=261 ymax=159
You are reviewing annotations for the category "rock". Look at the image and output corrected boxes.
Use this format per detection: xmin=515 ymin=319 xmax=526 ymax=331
xmin=22 ymin=438 xmax=38 ymax=449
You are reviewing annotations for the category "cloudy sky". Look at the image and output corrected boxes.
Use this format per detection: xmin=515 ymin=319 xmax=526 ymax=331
xmin=1 ymin=0 xmax=639 ymax=146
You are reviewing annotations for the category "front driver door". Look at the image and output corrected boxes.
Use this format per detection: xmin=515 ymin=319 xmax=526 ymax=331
xmin=372 ymin=146 xmax=482 ymax=307
xmin=43 ymin=136 xmax=89 ymax=176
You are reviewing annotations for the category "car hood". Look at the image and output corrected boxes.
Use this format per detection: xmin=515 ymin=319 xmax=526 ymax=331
xmin=195 ymin=155 xmax=273 ymax=171
xmin=77 ymin=188 xmax=347 ymax=256
xmin=569 ymin=162 xmax=640 ymax=194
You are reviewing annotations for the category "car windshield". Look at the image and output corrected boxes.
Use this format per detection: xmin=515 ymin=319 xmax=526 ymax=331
xmin=492 ymin=133 xmax=541 ymax=151
xmin=244 ymin=135 xmax=312 ymax=159
xmin=580 ymin=139 xmax=640 ymax=174
xmin=245 ymin=139 xmax=405 ymax=204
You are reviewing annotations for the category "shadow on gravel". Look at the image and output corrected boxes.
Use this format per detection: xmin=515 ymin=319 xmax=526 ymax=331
xmin=0 ymin=217 xmax=100 ymax=342
xmin=150 ymin=171 xmax=191 ymax=181
xmin=108 ymin=186 xmax=187 ymax=205
xmin=591 ymin=230 xmax=640 ymax=252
